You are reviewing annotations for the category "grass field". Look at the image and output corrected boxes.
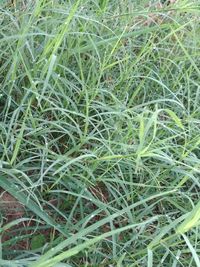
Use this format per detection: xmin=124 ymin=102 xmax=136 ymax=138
xmin=0 ymin=0 xmax=200 ymax=266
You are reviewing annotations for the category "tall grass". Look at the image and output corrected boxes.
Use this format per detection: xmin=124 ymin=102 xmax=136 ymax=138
xmin=0 ymin=0 xmax=200 ymax=266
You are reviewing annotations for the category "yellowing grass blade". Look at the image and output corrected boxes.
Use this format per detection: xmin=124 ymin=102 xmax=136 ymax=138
xmin=165 ymin=109 xmax=184 ymax=130
xmin=176 ymin=201 xmax=200 ymax=234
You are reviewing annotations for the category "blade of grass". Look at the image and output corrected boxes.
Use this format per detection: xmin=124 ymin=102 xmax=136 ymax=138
xmin=0 ymin=175 xmax=68 ymax=237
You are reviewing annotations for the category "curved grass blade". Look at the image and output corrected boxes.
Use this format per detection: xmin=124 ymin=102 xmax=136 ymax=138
xmin=0 ymin=176 xmax=68 ymax=237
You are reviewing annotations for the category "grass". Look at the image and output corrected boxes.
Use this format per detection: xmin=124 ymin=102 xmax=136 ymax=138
xmin=0 ymin=0 xmax=200 ymax=266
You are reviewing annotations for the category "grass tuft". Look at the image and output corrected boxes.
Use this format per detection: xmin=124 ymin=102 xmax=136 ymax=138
xmin=0 ymin=0 xmax=200 ymax=266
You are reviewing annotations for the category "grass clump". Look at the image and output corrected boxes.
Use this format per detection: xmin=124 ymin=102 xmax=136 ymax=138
xmin=0 ymin=0 xmax=200 ymax=266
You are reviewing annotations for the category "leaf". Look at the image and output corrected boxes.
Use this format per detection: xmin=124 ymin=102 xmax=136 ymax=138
xmin=99 ymin=0 xmax=108 ymax=10
xmin=117 ymin=253 xmax=126 ymax=267
xmin=30 ymin=217 xmax=158 ymax=267
xmin=29 ymin=190 xmax=175 ymax=267
xmin=77 ymin=24 xmax=169 ymax=53
xmin=148 ymin=213 xmax=187 ymax=249
xmin=0 ymin=176 xmax=68 ymax=237
xmin=147 ymin=248 xmax=153 ymax=267
xmin=165 ymin=109 xmax=184 ymax=130
xmin=31 ymin=234 xmax=46 ymax=250
xmin=0 ymin=218 xmax=34 ymax=234
xmin=176 ymin=201 xmax=200 ymax=234
xmin=139 ymin=115 xmax=145 ymax=144
xmin=182 ymin=234 xmax=200 ymax=267
xmin=10 ymin=121 xmax=26 ymax=165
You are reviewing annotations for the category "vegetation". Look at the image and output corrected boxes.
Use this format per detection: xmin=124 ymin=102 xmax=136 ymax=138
xmin=0 ymin=0 xmax=200 ymax=266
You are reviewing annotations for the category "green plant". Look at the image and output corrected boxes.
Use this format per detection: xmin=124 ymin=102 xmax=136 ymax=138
xmin=0 ymin=0 xmax=200 ymax=266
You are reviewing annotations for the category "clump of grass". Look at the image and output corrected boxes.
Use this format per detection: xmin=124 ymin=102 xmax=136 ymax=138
xmin=0 ymin=0 xmax=200 ymax=266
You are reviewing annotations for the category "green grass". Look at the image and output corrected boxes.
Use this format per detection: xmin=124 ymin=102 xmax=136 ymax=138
xmin=0 ymin=0 xmax=200 ymax=266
